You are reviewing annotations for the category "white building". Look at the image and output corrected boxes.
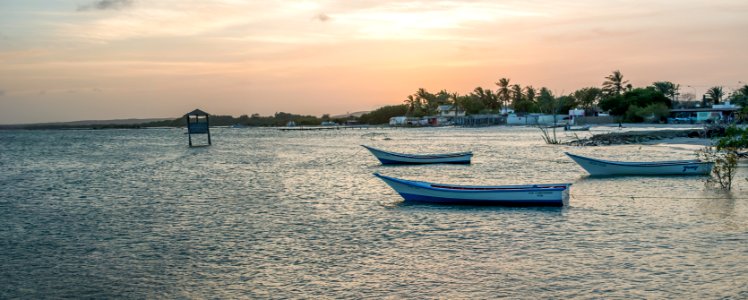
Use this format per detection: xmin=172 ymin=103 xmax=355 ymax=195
xmin=507 ymin=114 xmax=567 ymax=126
xmin=389 ymin=116 xmax=407 ymax=126
xmin=437 ymin=105 xmax=466 ymax=117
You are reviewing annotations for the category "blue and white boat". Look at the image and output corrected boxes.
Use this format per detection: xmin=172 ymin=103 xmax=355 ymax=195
xmin=564 ymin=124 xmax=591 ymax=131
xmin=362 ymin=145 xmax=472 ymax=165
xmin=374 ymin=173 xmax=571 ymax=206
xmin=565 ymin=152 xmax=713 ymax=176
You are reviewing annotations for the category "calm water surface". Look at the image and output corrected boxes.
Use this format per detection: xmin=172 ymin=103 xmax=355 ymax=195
xmin=1 ymin=127 xmax=747 ymax=298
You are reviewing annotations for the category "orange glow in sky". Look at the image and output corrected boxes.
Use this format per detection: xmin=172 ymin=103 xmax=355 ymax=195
xmin=1 ymin=0 xmax=747 ymax=123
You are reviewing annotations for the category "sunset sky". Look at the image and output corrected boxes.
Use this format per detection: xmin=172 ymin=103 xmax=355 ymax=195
xmin=1 ymin=0 xmax=747 ymax=123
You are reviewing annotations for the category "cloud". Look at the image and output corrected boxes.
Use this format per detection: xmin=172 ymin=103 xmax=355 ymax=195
xmin=314 ymin=13 xmax=331 ymax=22
xmin=0 ymin=90 xmax=4 ymax=96
xmin=77 ymin=0 xmax=134 ymax=12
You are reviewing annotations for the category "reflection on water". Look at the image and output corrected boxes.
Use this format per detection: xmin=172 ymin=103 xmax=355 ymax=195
xmin=0 ymin=127 xmax=746 ymax=298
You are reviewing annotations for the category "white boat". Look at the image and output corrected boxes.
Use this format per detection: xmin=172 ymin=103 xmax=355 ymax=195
xmin=564 ymin=125 xmax=591 ymax=131
xmin=565 ymin=152 xmax=713 ymax=176
xmin=374 ymin=173 xmax=571 ymax=206
xmin=362 ymin=145 xmax=472 ymax=165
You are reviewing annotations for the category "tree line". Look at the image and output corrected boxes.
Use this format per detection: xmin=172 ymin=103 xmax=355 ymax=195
xmin=140 ymin=112 xmax=326 ymax=127
xmin=139 ymin=71 xmax=746 ymax=127
xmin=376 ymin=70 xmax=748 ymax=123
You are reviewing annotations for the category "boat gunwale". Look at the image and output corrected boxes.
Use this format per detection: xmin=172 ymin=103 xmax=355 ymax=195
xmin=362 ymin=145 xmax=472 ymax=159
xmin=564 ymin=152 xmax=710 ymax=167
xmin=373 ymin=173 xmax=571 ymax=193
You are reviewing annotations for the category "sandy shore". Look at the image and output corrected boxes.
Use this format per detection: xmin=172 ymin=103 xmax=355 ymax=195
xmin=642 ymin=137 xmax=713 ymax=146
xmin=566 ymin=123 xmax=716 ymax=147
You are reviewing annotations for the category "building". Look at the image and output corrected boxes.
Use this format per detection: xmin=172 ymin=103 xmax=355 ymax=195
xmin=507 ymin=113 xmax=567 ymax=126
xmin=668 ymin=102 xmax=741 ymax=124
xmin=437 ymin=105 xmax=466 ymax=117
xmin=455 ymin=114 xmax=504 ymax=127
xmin=389 ymin=116 xmax=407 ymax=126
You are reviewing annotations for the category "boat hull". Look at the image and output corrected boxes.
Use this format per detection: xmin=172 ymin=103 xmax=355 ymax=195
xmin=564 ymin=125 xmax=590 ymax=131
xmin=565 ymin=152 xmax=713 ymax=176
xmin=362 ymin=145 xmax=472 ymax=165
xmin=374 ymin=173 xmax=570 ymax=206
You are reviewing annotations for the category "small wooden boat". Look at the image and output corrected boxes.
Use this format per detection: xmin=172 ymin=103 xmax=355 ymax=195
xmin=362 ymin=145 xmax=472 ymax=165
xmin=564 ymin=125 xmax=591 ymax=131
xmin=374 ymin=173 xmax=571 ymax=206
xmin=565 ymin=152 xmax=713 ymax=176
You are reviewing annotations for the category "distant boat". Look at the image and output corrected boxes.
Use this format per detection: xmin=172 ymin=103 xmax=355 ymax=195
xmin=374 ymin=173 xmax=571 ymax=206
xmin=362 ymin=145 xmax=472 ymax=165
xmin=565 ymin=152 xmax=713 ymax=176
xmin=564 ymin=125 xmax=591 ymax=131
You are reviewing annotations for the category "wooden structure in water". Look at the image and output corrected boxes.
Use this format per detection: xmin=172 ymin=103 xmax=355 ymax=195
xmin=185 ymin=109 xmax=211 ymax=146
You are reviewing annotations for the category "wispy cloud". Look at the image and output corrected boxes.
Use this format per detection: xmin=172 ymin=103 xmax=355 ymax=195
xmin=314 ymin=13 xmax=331 ymax=22
xmin=77 ymin=0 xmax=134 ymax=12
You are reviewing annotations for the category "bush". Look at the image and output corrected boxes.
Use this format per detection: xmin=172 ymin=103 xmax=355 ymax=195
xmin=600 ymin=87 xmax=671 ymax=117
xmin=358 ymin=105 xmax=408 ymax=125
xmin=699 ymin=126 xmax=748 ymax=190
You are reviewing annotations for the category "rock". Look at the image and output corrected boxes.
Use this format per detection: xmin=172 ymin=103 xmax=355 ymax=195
xmin=565 ymin=129 xmax=707 ymax=146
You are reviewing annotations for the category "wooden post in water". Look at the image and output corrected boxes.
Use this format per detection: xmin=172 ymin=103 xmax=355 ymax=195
xmin=185 ymin=109 xmax=211 ymax=147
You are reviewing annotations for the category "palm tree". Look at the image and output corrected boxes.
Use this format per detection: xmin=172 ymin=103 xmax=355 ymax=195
xmin=602 ymin=70 xmax=629 ymax=96
xmin=510 ymin=84 xmax=526 ymax=113
xmin=706 ymin=86 xmax=724 ymax=105
xmin=537 ymin=87 xmax=555 ymax=115
xmin=485 ymin=89 xmax=499 ymax=110
xmin=739 ymin=84 xmax=748 ymax=96
xmin=472 ymin=87 xmax=499 ymax=111
xmin=450 ymin=92 xmax=461 ymax=119
xmin=415 ymin=88 xmax=437 ymax=115
xmin=524 ymin=86 xmax=536 ymax=106
xmin=652 ymin=81 xmax=680 ymax=100
xmin=495 ymin=78 xmax=511 ymax=113
xmin=473 ymin=87 xmax=488 ymax=107
xmin=403 ymin=94 xmax=420 ymax=115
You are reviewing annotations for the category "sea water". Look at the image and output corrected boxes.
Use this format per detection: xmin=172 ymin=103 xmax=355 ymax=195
xmin=1 ymin=126 xmax=746 ymax=298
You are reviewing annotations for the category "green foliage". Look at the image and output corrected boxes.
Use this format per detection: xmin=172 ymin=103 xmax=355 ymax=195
xmin=699 ymin=147 xmax=739 ymax=190
xmin=624 ymin=103 xmax=670 ymax=123
xmin=535 ymin=87 xmax=556 ymax=114
xmin=728 ymin=84 xmax=748 ymax=109
xmin=699 ymin=126 xmax=748 ymax=191
xmin=358 ymin=105 xmax=408 ymax=124
xmin=495 ymin=78 xmax=511 ymax=112
xmin=602 ymin=70 xmax=628 ymax=96
xmin=705 ymin=86 xmax=724 ymax=105
xmin=510 ymin=84 xmax=530 ymax=113
xmin=715 ymin=126 xmax=748 ymax=150
xmin=651 ymin=81 xmax=680 ymax=100
xmin=471 ymin=87 xmax=499 ymax=111
xmin=556 ymin=95 xmax=578 ymax=114
xmin=461 ymin=94 xmax=487 ymax=114
xmin=599 ymin=87 xmax=672 ymax=117
xmin=403 ymin=88 xmax=451 ymax=116
xmin=572 ymin=87 xmax=602 ymax=111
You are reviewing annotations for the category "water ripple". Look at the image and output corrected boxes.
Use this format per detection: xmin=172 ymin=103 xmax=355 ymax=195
xmin=0 ymin=127 xmax=746 ymax=298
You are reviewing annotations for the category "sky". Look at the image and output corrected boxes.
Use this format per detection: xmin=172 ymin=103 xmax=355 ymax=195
xmin=1 ymin=0 xmax=747 ymax=124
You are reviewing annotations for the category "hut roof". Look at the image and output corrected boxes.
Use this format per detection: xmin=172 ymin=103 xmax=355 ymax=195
xmin=185 ymin=109 xmax=209 ymax=116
